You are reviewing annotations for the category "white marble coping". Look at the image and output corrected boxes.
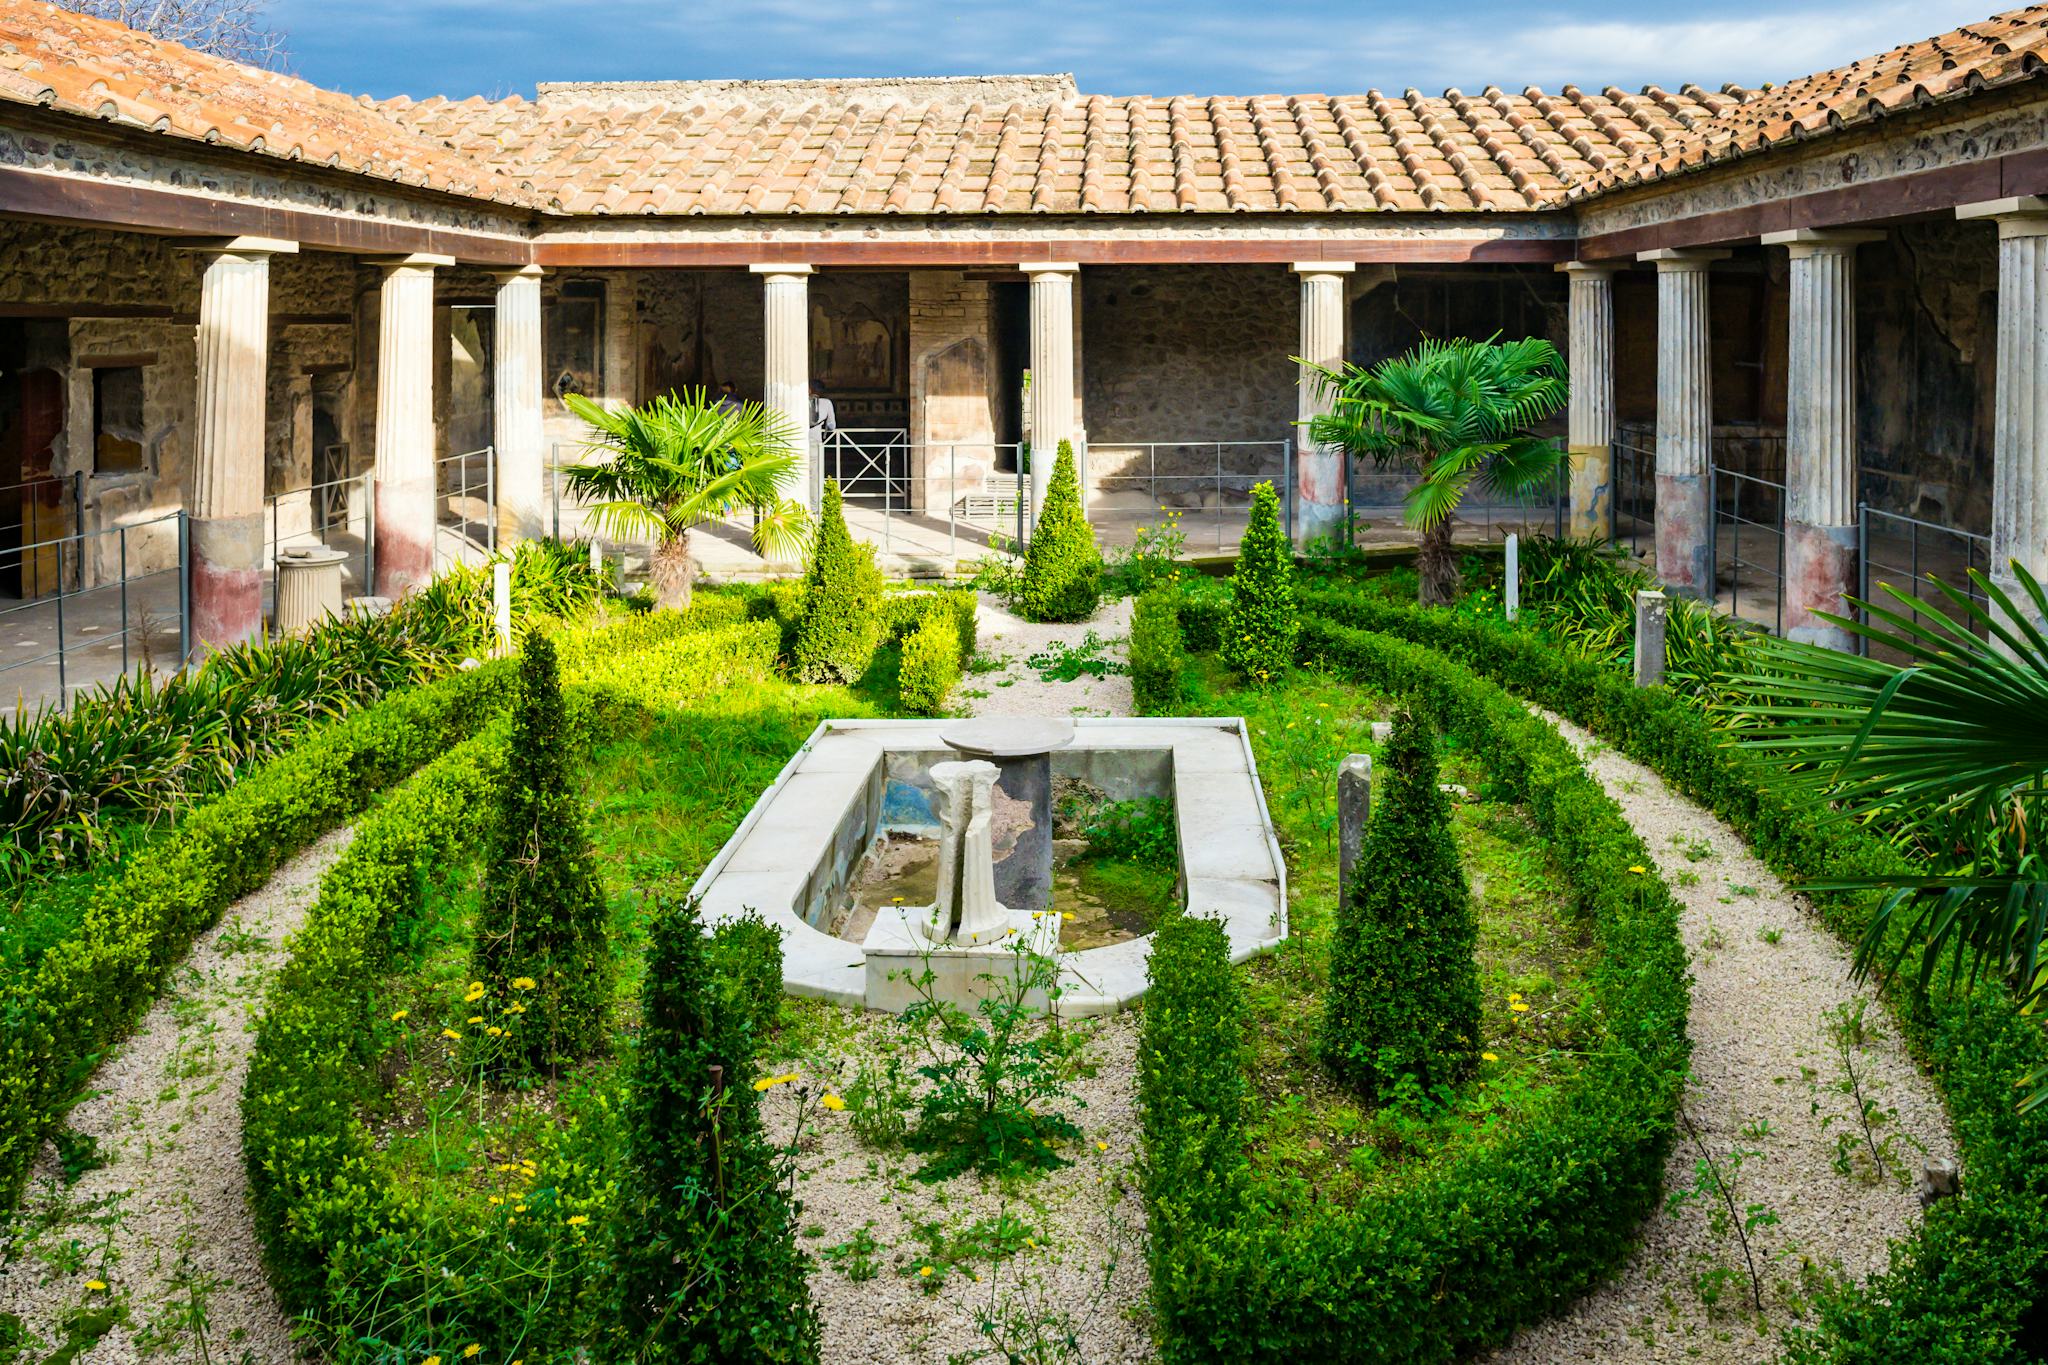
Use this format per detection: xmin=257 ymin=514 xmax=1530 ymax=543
xmin=689 ymin=717 xmax=1288 ymax=1014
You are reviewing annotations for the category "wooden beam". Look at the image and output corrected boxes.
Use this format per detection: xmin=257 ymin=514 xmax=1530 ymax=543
xmin=0 ymin=164 xmax=534 ymax=265
xmin=532 ymin=234 xmax=1575 ymax=268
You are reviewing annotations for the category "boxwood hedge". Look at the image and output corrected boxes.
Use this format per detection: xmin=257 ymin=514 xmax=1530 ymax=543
xmin=1142 ymin=608 xmax=1690 ymax=1362
xmin=1299 ymin=583 xmax=2048 ymax=1365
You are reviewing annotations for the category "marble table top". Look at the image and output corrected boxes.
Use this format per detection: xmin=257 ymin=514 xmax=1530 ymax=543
xmin=938 ymin=717 xmax=1076 ymax=759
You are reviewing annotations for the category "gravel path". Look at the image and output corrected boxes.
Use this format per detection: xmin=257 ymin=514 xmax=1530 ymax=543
xmin=1481 ymin=715 xmax=1956 ymax=1364
xmin=0 ymin=827 xmax=353 ymax=1365
xmin=776 ymin=596 xmax=1152 ymax=1364
xmin=964 ymin=597 xmax=1133 ymax=718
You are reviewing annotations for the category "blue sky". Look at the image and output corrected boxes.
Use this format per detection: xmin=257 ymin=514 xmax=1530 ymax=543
xmin=275 ymin=0 xmax=2006 ymax=101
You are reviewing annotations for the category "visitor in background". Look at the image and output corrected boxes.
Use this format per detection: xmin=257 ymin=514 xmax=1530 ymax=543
xmin=714 ymin=380 xmax=740 ymax=415
xmin=809 ymin=381 xmax=836 ymax=507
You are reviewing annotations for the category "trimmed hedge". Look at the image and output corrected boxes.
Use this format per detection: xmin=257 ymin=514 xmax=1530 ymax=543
xmin=0 ymin=661 xmax=516 ymax=1208
xmin=561 ymin=619 xmax=779 ymax=711
xmin=1176 ymin=575 xmax=1228 ymax=654
xmin=1129 ymin=586 xmax=1186 ymax=715
xmin=1016 ymin=441 xmax=1102 ymax=622
xmin=881 ymin=587 xmax=979 ymax=667
xmin=1141 ymin=611 xmax=1690 ymax=1362
xmin=1221 ymin=481 xmax=1297 ymax=684
xmin=1300 ymin=583 xmax=2048 ymax=1365
xmin=791 ymin=480 xmax=885 ymax=683
xmin=898 ymin=614 xmax=961 ymax=716
xmin=552 ymin=591 xmax=753 ymax=672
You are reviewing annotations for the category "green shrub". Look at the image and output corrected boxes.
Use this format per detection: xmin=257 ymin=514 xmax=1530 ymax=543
xmin=1298 ymin=581 xmax=2048 ymax=1365
xmin=898 ymin=614 xmax=961 ymax=716
xmin=0 ymin=661 xmax=515 ymax=1209
xmin=1176 ymin=575 xmax=1229 ymax=654
xmin=1130 ymin=586 xmax=1187 ymax=714
xmin=791 ymin=480 xmax=885 ymax=683
xmin=560 ymin=619 xmax=780 ymax=712
xmin=1141 ymin=608 xmax=1688 ymax=1361
xmin=1222 ymin=481 xmax=1296 ymax=683
xmin=707 ymin=909 xmax=786 ymax=1051
xmin=469 ymin=636 xmax=614 ymax=1071
xmin=615 ymin=893 xmax=820 ymax=1363
xmin=881 ymin=587 xmax=979 ymax=666
xmin=1016 ymin=441 xmax=1101 ymax=623
xmin=1322 ymin=709 xmax=1480 ymax=1095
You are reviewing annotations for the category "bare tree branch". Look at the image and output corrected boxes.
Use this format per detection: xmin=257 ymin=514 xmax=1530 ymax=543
xmin=63 ymin=0 xmax=288 ymax=70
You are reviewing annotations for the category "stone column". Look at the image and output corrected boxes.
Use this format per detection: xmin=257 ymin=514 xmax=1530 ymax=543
xmin=751 ymin=263 xmax=816 ymax=512
xmin=492 ymin=265 xmax=546 ymax=544
xmin=1640 ymin=248 xmax=1728 ymax=598
xmin=186 ymin=236 xmax=297 ymax=649
xmin=371 ymin=253 xmax=451 ymax=598
xmin=1292 ymin=262 xmax=1355 ymax=549
xmin=1024 ymin=262 xmax=1080 ymax=518
xmin=1559 ymin=262 xmax=1619 ymax=538
xmin=1961 ymin=198 xmax=2048 ymax=636
xmin=1765 ymin=229 xmax=1882 ymax=649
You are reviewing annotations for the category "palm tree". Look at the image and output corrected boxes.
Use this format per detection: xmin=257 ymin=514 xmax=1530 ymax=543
xmin=1303 ymin=336 xmax=1568 ymax=605
xmin=1724 ymin=566 xmax=2048 ymax=1106
xmin=560 ymin=389 xmax=809 ymax=611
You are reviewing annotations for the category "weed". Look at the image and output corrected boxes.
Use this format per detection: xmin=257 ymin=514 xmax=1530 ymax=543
xmin=1025 ymin=633 xmax=1127 ymax=683
xmin=822 ymin=1224 xmax=884 ymax=1282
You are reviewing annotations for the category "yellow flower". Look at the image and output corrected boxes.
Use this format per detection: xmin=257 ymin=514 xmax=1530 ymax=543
xmin=515 ymin=1204 xmax=528 ymax=1213
xmin=752 ymin=1071 xmax=800 ymax=1092
xmin=1510 ymin=1002 xmax=1530 ymax=1013
xmin=468 ymin=1015 xmax=484 ymax=1025
xmin=1628 ymin=865 xmax=1647 ymax=874
xmin=464 ymin=1347 xmax=483 ymax=1360
xmin=390 ymin=1009 xmax=409 ymax=1022
xmin=567 ymin=1215 xmax=589 ymax=1227
xmin=512 ymin=977 xmax=537 ymax=991
xmin=425 ymin=1358 xmax=441 ymax=1365
xmin=1095 ymin=1140 xmax=1108 ymax=1152
xmin=505 ymin=1002 xmax=526 ymax=1015
xmin=464 ymin=981 xmax=485 ymax=1003
xmin=1060 ymin=912 xmax=1074 ymax=922
xmin=85 ymin=1279 xmax=106 ymax=1291
xmin=891 ymin=896 xmax=905 ymax=904
xmin=919 ymin=1266 xmax=934 ymax=1277
xmin=1483 ymin=1052 xmax=1499 ymax=1062
xmin=821 ymin=1094 xmax=846 ymax=1111
xmin=441 ymin=1028 xmax=462 ymax=1040
xmin=487 ymin=1027 xmax=503 ymax=1038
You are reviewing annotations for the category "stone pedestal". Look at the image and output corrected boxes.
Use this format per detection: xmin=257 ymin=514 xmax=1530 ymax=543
xmin=492 ymin=265 xmax=546 ymax=544
xmin=1025 ymin=263 xmax=1080 ymax=517
xmin=862 ymin=900 xmax=1062 ymax=1015
xmin=1560 ymin=263 xmax=1619 ymax=538
xmin=752 ymin=264 xmax=816 ymax=511
xmin=940 ymin=717 xmax=1074 ymax=912
xmin=1338 ymin=754 xmax=1372 ymax=910
xmin=1292 ymin=262 xmax=1355 ymax=549
xmin=1642 ymin=249 xmax=1727 ymax=599
xmin=275 ymin=544 xmax=349 ymax=636
xmin=372 ymin=254 xmax=451 ymax=598
xmin=1768 ymin=230 xmax=1881 ymax=650
xmin=1633 ymin=589 xmax=1669 ymax=687
xmin=186 ymin=237 xmax=295 ymax=649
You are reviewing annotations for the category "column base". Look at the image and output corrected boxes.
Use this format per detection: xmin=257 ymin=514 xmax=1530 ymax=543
xmin=189 ymin=513 xmax=265 ymax=651
xmin=1291 ymin=446 xmax=1344 ymax=551
xmin=1654 ymin=472 xmax=1713 ymax=599
xmin=1784 ymin=518 xmax=1857 ymax=651
xmin=1567 ymin=443 xmax=1611 ymax=540
xmin=374 ymin=478 xmax=436 ymax=599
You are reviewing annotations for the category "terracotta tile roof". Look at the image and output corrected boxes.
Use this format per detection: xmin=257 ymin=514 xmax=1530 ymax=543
xmin=1576 ymin=4 xmax=2048 ymax=197
xmin=379 ymin=76 xmax=1731 ymax=215
xmin=0 ymin=0 xmax=539 ymax=204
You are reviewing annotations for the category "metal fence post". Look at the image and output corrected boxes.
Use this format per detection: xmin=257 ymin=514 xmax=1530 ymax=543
xmin=1856 ymin=501 xmax=1869 ymax=656
xmin=178 ymin=511 xmax=191 ymax=668
xmin=53 ymin=536 xmax=67 ymax=705
xmin=486 ymin=444 xmax=498 ymax=554
xmin=118 ymin=524 xmax=130 ymax=674
xmin=947 ymin=444 xmax=957 ymax=565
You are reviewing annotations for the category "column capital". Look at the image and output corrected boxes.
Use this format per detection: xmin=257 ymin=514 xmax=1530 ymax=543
xmin=749 ymin=262 xmax=815 ymax=277
xmin=1019 ymin=261 xmax=1081 ymax=277
xmin=1761 ymin=228 xmax=1886 ymax=257
xmin=490 ymin=263 xmax=547 ymax=284
xmin=1290 ymin=260 xmax=1356 ymax=276
xmin=176 ymin=235 xmax=298 ymax=258
xmin=1639 ymin=247 xmax=1731 ymax=270
xmin=1556 ymin=260 xmax=1622 ymax=277
xmin=1959 ymin=197 xmax=2048 ymax=237
xmin=367 ymin=252 xmax=455 ymax=273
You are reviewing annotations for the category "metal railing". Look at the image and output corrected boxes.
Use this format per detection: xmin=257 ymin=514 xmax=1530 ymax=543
xmin=2 ymin=471 xmax=85 ymax=601
xmin=1089 ymin=439 xmax=1293 ymax=554
xmin=1709 ymin=463 xmax=1787 ymax=633
xmin=1857 ymin=503 xmax=1992 ymax=650
xmin=434 ymin=446 xmax=496 ymax=568
xmin=0 ymin=508 xmax=188 ymax=707
xmin=1610 ymin=431 xmax=1657 ymax=557
xmin=263 ymin=469 xmax=374 ymax=608
xmin=821 ymin=428 xmax=912 ymax=506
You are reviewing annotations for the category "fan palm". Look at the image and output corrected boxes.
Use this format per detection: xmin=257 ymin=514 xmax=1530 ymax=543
xmin=1723 ymin=565 xmax=2048 ymax=1107
xmin=1303 ymin=335 xmax=1568 ymax=605
xmin=561 ymin=390 xmax=809 ymax=610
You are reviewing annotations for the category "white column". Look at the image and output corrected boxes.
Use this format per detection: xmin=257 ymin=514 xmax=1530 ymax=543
xmin=492 ymin=265 xmax=546 ymax=544
xmin=1961 ymin=198 xmax=2048 ymax=639
xmin=1024 ymin=262 xmax=1080 ymax=517
xmin=1292 ymin=262 xmax=1355 ymax=549
xmin=185 ymin=235 xmax=296 ymax=648
xmin=372 ymin=253 xmax=451 ymax=598
xmin=1558 ymin=262 xmax=1619 ymax=539
xmin=751 ymin=263 xmax=815 ymax=512
xmin=1765 ymin=229 xmax=1882 ymax=649
xmin=1640 ymin=248 xmax=1729 ymax=598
